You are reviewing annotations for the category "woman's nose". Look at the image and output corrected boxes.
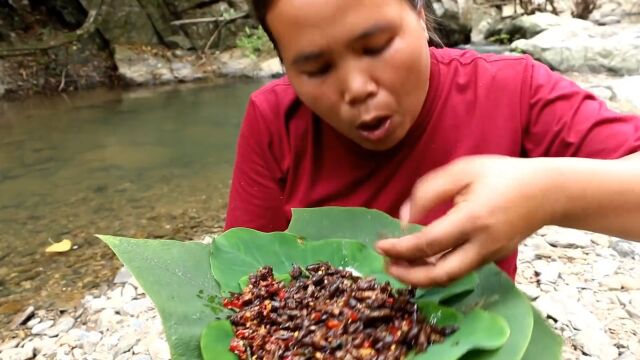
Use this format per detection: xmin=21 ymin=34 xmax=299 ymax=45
xmin=342 ymin=66 xmax=377 ymax=106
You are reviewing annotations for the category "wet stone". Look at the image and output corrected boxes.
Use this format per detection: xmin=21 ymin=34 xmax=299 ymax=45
xmin=30 ymin=320 xmax=53 ymax=335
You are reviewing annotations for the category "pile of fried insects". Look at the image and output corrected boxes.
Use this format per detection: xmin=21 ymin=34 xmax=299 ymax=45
xmin=222 ymin=262 xmax=457 ymax=359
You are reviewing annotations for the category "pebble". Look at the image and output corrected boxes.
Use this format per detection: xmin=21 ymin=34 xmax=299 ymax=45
xmin=25 ymin=318 xmax=40 ymax=329
xmin=44 ymin=316 xmax=75 ymax=337
xmin=0 ymin=347 xmax=34 ymax=360
xmin=0 ymin=339 xmax=20 ymax=352
xmin=619 ymin=276 xmax=640 ymax=290
xmin=148 ymin=339 xmax=170 ymax=360
xmin=30 ymin=320 xmax=53 ymax=335
xmin=518 ymin=283 xmax=542 ymax=300
xmin=544 ymin=227 xmax=592 ymax=248
xmin=573 ymin=328 xmax=619 ymax=359
xmin=592 ymin=258 xmax=619 ymax=279
xmin=113 ymin=267 xmax=133 ymax=284
xmin=611 ymin=240 xmax=640 ymax=259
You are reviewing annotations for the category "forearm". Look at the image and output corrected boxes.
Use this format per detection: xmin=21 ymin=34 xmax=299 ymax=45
xmin=548 ymin=152 xmax=640 ymax=241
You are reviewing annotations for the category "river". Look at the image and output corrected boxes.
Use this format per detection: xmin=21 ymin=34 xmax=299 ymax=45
xmin=0 ymin=80 xmax=266 ymax=329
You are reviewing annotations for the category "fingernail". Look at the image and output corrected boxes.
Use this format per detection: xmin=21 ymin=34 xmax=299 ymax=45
xmin=399 ymin=202 xmax=411 ymax=229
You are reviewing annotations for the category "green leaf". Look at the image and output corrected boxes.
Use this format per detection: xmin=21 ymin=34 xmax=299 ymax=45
xmin=210 ymin=228 xmax=382 ymax=294
xmin=455 ymin=265 xmax=534 ymax=360
xmin=416 ymin=300 xmax=464 ymax=327
xmin=413 ymin=309 xmax=510 ymax=360
xmin=521 ymin=308 xmax=562 ymax=360
xmin=417 ymin=272 xmax=479 ymax=303
xmin=287 ymin=206 xmax=422 ymax=246
xmin=98 ymin=236 xmax=225 ymax=360
xmin=201 ymin=320 xmax=236 ymax=360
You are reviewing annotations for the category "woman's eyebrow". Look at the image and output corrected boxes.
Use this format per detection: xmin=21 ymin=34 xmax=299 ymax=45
xmin=353 ymin=23 xmax=393 ymax=42
xmin=292 ymin=51 xmax=324 ymax=66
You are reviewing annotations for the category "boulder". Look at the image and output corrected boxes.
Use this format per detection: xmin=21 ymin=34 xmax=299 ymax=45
xmin=113 ymin=45 xmax=213 ymax=85
xmin=486 ymin=13 xmax=593 ymax=43
xmin=511 ymin=24 xmax=640 ymax=75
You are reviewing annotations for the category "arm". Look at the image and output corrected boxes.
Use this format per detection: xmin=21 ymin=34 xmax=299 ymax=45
xmin=549 ymin=152 xmax=640 ymax=241
xmin=225 ymin=98 xmax=289 ymax=232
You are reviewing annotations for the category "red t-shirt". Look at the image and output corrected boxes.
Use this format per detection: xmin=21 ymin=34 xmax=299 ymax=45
xmin=224 ymin=47 xmax=640 ymax=280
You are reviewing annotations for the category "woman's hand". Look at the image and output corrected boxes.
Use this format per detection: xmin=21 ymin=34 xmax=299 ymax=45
xmin=375 ymin=155 xmax=561 ymax=287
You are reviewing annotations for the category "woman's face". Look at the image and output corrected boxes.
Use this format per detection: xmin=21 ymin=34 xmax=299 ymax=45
xmin=267 ymin=0 xmax=431 ymax=151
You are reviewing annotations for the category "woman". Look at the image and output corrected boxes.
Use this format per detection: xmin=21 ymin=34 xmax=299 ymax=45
xmin=224 ymin=0 xmax=640 ymax=287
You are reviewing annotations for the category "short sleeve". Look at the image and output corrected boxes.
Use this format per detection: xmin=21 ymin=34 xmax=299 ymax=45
xmin=224 ymin=97 xmax=289 ymax=232
xmin=522 ymin=59 xmax=640 ymax=159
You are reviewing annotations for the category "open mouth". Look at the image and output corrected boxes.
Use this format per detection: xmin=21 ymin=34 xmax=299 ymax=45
xmin=356 ymin=115 xmax=392 ymax=141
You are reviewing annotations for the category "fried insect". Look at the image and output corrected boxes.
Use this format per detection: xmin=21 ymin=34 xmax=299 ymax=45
xmin=222 ymin=263 xmax=456 ymax=360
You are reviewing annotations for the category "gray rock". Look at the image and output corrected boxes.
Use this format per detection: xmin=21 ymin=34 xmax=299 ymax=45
xmin=113 ymin=45 xmax=175 ymax=86
xmin=132 ymin=355 xmax=152 ymax=360
xmin=511 ymin=13 xmax=593 ymax=39
xmin=592 ymin=259 xmax=619 ymax=280
xmin=9 ymin=306 xmax=34 ymax=329
xmin=25 ymin=317 xmax=40 ymax=329
xmin=608 ymin=77 xmax=640 ymax=114
xmin=113 ymin=267 xmax=133 ymax=284
xmin=122 ymin=284 xmax=137 ymax=302
xmin=534 ymin=260 xmax=562 ymax=284
xmin=148 ymin=339 xmax=170 ymax=360
xmin=95 ymin=334 xmax=120 ymax=353
xmin=534 ymin=290 xmax=603 ymax=331
xmin=611 ymin=239 xmax=640 ymax=259
xmin=44 ymin=316 xmax=75 ymax=337
xmin=573 ymin=328 xmax=619 ymax=359
xmin=123 ymin=298 xmax=154 ymax=317
xmin=30 ymin=320 xmax=54 ymax=335
xmin=512 ymin=24 xmax=640 ymax=75
xmin=31 ymin=336 xmax=56 ymax=357
xmin=596 ymin=15 xmax=622 ymax=26
xmin=0 ymin=339 xmax=20 ymax=352
xmin=543 ymin=228 xmax=592 ymax=248
xmin=517 ymin=283 xmax=542 ymax=300
xmin=256 ymin=58 xmax=284 ymax=79
xmin=586 ymin=85 xmax=615 ymax=101
xmin=0 ymin=348 xmax=34 ymax=360
xmin=114 ymin=333 xmax=139 ymax=356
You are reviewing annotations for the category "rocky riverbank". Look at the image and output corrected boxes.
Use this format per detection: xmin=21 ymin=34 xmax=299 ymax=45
xmin=1 ymin=227 xmax=639 ymax=360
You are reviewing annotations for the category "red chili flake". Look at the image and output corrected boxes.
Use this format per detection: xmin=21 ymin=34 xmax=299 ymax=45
xmin=311 ymin=312 xmax=322 ymax=321
xmin=386 ymin=297 xmax=395 ymax=306
xmin=223 ymin=298 xmax=243 ymax=310
xmin=278 ymin=289 xmax=286 ymax=300
xmin=389 ymin=325 xmax=399 ymax=337
xmin=348 ymin=310 xmax=359 ymax=322
xmin=363 ymin=339 xmax=372 ymax=348
xmin=326 ymin=319 xmax=341 ymax=329
xmin=235 ymin=329 xmax=250 ymax=339
xmin=229 ymin=337 xmax=245 ymax=355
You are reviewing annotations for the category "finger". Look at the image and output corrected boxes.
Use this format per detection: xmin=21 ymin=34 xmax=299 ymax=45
xmin=376 ymin=205 xmax=471 ymax=261
xmin=385 ymin=239 xmax=490 ymax=287
xmin=403 ymin=160 xmax=474 ymax=224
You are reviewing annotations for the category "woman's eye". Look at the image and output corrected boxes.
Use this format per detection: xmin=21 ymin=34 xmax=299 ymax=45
xmin=362 ymin=39 xmax=392 ymax=56
xmin=304 ymin=64 xmax=332 ymax=78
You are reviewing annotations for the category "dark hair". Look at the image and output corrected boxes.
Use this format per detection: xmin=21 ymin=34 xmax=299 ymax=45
xmin=249 ymin=0 xmax=443 ymax=51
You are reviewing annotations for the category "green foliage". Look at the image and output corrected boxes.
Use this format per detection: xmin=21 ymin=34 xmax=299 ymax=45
xmin=99 ymin=206 xmax=562 ymax=360
xmin=235 ymin=26 xmax=273 ymax=58
xmin=487 ymin=33 xmax=512 ymax=45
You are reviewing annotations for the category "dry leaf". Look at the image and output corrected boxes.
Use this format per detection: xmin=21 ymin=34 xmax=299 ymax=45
xmin=45 ymin=239 xmax=72 ymax=253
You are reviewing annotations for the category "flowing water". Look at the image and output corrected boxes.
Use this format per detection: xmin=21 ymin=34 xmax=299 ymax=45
xmin=0 ymin=80 xmax=267 ymax=328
